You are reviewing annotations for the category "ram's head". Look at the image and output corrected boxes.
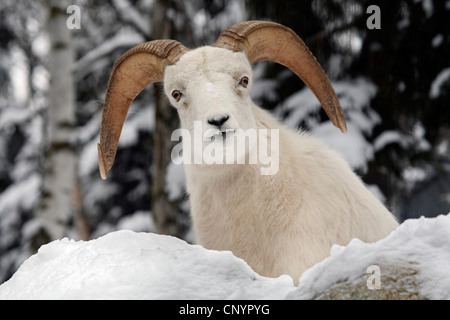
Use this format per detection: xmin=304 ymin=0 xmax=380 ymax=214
xmin=98 ymin=21 xmax=347 ymax=179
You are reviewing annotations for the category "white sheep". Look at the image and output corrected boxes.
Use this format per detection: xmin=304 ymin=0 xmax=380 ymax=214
xmin=97 ymin=21 xmax=398 ymax=284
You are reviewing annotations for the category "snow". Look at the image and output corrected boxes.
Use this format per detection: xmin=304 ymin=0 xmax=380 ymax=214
xmin=421 ymin=0 xmax=434 ymax=18
xmin=373 ymin=130 xmax=407 ymax=151
xmin=279 ymin=77 xmax=380 ymax=173
xmin=9 ymin=45 xmax=30 ymax=105
xmin=432 ymin=34 xmax=444 ymax=47
xmin=116 ymin=211 xmax=154 ymax=233
xmin=402 ymin=166 xmax=428 ymax=187
xmin=111 ymin=0 xmax=152 ymax=37
xmin=288 ymin=213 xmax=450 ymax=300
xmin=312 ymin=122 xmax=374 ymax=172
xmin=189 ymin=0 xmax=246 ymax=44
xmin=79 ymin=139 xmax=101 ymax=178
xmin=118 ymin=104 xmax=155 ymax=148
xmin=280 ymin=77 xmax=379 ymax=133
xmin=74 ymin=29 xmax=145 ymax=80
xmin=165 ymin=162 xmax=186 ymax=201
xmin=0 ymin=174 xmax=41 ymax=220
xmin=0 ymin=230 xmax=293 ymax=300
xmin=374 ymin=122 xmax=431 ymax=153
xmin=1 ymin=213 xmax=449 ymax=300
xmin=78 ymin=104 xmax=155 ymax=178
xmin=430 ymin=67 xmax=450 ymax=99
xmin=0 ymin=107 xmax=34 ymax=131
xmin=397 ymin=2 xmax=411 ymax=30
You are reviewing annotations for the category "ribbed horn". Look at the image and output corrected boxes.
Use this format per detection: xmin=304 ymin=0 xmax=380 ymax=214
xmin=98 ymin=40 xmax=189 ymax=179
xmin=214 ymin=21 xmax=347 ymax=133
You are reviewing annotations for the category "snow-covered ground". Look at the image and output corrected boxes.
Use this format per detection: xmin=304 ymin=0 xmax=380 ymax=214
xmin=1 ymin=212 xmax=449 ymax=300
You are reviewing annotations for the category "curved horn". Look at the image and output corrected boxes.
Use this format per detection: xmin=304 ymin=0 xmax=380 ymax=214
xmin=214 ymin=21 xmax=347 ymax=134
xmin=98 ymin=40 xmax=189 ymax=179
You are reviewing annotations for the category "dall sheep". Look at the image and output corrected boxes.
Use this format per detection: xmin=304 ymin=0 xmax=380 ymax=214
xmin=97 ymin=21 xmax=398 ymax=284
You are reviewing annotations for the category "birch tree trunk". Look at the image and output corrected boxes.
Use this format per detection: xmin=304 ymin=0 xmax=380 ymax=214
xmin=32 ymin=0 xmax=78 ymax=252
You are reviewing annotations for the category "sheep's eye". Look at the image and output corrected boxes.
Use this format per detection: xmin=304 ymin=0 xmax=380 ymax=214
xmin=172 ymin=90 xmax=182 ymax=102
xmin=239 ymin=76 xmax=249 ymax=88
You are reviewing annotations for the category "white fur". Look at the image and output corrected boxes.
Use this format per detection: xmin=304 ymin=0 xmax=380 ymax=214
xmin=164 ymin=47 xmax=398 ymax=284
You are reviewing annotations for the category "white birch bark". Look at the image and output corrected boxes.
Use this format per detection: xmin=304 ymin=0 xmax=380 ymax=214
xmin=32 ymin=0 xmax=78 ymax=251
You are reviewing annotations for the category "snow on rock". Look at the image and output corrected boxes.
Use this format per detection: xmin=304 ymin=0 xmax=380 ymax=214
xmin=288 ymin=213 xmax=450 ymax=300
xmin=1 ymin=213 xmax=450 ymax=300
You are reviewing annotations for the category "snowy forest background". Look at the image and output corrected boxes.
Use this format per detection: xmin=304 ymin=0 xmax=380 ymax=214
xmin=0 ymin=0 xmax=449 ymax=284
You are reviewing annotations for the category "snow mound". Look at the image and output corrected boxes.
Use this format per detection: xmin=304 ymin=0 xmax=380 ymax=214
xmin=0 ymin=231 xmax=294 ymax=299
xmin=1 ymin=213 xmax=450 ymax=300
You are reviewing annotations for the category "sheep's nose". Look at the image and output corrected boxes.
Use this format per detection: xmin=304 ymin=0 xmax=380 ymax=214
xmin=208 ymin=115 xmax=229 ymax=128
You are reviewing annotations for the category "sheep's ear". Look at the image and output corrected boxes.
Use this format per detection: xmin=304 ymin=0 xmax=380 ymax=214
xmin=215 ymin=21 xmax=347 ymax=134
xmin=98 ymin=40 xmax=189 ymax=179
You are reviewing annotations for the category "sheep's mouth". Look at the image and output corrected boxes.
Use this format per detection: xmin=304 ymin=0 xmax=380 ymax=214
xmin=208 ymin=129 xmax=236 ymax=142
